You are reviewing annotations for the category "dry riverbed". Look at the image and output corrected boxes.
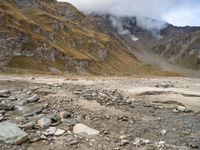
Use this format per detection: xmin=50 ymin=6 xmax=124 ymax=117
xmin=0 ymin=75 xmax=199 ymax=150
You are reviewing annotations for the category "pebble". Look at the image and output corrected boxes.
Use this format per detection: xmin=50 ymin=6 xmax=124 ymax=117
xmin=40 ymin=135 xmax=47 ymax=140
xmin=157 ymin=141 xmax=166 ymax=148
xmin=27 ymin=94 xmax=40 ymax=103
xmin=59 ymin=111 xmax=71 ymax=119
xmin=172 ymin=108 xmax=179 ymax=113
xmin=20 ymin=122 xmax=35 ymax=130
xmin=54 ymin=129 xmax=65 ymax=136
xmin=160 ymin=129 xmax=167 ymax=136
xmin=119 ymin=139 xmax=129 ymax=146
xmin=15 ymin=116 xmax=26 ymax=123
xmin=133 ymin=138 xmax=150 ymax=146
xmin=45 ymin=127 xmax=56 ymax=135
xmin=37 ymin=118 xmax=52 ymax=129
xmin=177 ymin=106 xmax=186 ymax=112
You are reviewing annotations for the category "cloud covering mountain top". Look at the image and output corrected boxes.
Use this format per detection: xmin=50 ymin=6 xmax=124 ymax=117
xmin=58 ymin=0 xmax=200 ymax=27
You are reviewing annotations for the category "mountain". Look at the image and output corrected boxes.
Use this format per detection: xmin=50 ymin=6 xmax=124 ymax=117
xmin=152 ymin=30 xmax=200 ymax=69
xmin=1 ymin=0 xmax=173 ymax=76
xmin=0 ymin=0 xmax=199 ymax=76
xmin=91 ymin=14 xmax=200 ymax=74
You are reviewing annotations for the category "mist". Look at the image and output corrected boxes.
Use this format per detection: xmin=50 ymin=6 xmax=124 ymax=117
xmin=58 ymin=0 xmax=200 ymax=33
xmin=58 ymin=0 xmax=173 ymax=19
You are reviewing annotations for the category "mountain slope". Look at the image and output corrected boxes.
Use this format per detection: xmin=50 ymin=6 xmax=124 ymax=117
xmin=0 ymin=0 xmax=177 ymax=76
xmin=90 ymin=14 xmax=200 ymax=76
xmin=152 ymin=30 xmax=200 ymax=69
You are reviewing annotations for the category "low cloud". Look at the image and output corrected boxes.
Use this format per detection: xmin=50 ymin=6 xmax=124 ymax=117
xmin=58 ymin=0 xmax=200 ymax=31
xmin=59 ymin=0 xmax=174 ymax=19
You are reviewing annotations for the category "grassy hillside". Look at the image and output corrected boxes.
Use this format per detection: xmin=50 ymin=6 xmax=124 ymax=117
xmin=0 ymin=0 xmax=175 ymax=76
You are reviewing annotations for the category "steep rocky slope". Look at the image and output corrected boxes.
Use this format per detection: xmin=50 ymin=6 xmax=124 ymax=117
xmin=152 ymin=31 xmax=200 ymax=69
xmin=0 ymin=0 xmax=168 ymax=76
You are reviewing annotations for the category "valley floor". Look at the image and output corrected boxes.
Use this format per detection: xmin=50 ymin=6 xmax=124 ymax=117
xmin=0 ymin=75 xmax=199 ymax=150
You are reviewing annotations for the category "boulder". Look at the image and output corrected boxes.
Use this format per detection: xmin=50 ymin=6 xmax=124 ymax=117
xmin=0 ymin=122 xmax=28 ymax=144
xmin=73 ymin=123 xmax=99 ymax=138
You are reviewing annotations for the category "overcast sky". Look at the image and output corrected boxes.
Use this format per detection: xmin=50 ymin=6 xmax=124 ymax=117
xmin=58 ymin=0 xmax=200 ymax=27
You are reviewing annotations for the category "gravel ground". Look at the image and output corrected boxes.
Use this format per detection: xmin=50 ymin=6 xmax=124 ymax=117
xmin=0 ymin=75 xmax=199 ymax=150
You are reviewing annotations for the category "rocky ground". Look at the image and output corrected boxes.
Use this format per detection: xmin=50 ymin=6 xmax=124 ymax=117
xmin=0 ymin=75 xmax=199 ymax=150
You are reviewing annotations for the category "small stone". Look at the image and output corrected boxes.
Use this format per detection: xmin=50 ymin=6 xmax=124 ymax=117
xmin=31 ymin=77 xmax=35 ymax=80
xmin=160 ymin=129 xmax=167 ymax=136
xmin=45 ymin=127 xmax=56 ymax=135
xmin=27 ymin=94 xmax=40 ymax=103
xmin=119 ymin=139 xmax=129 ymax=146
xmin=59 ymin=111 xmax=71 ymax=119
xmin=133 ymin=138 xmax=150 ymax=146
xmin=172 ymin=108 xmax=179 ymax=113
xmin=26 ymin=90 xmax=32 ymax=95
xmin=20 ymin=122 xmax=35 ymax=130
xmin=73 ymin=123 xmax=99 ymax=138
xmin=54 ymin=129 xmax=65 ymax=136
xmin=15 ymin=116 xmax=26 ymax=123
xmin=37 ymin=118 xmax=52 ymax=129
xmin=65 ymin=134 xmax=74 ymax=142
xmin=40 ymin=135 xmax=47 ymax=140
xmin=181 ymin=130 xmax=191 ymax=136
xmin=157 ymin=141 xmax=166 ymax=148
xmin=177 ymin=106 xmax=186 ymax=112
xmin=125 ymin=99 xmax=132 ymax=104
xmin=120 ymin=135 xmax=129 ymax=140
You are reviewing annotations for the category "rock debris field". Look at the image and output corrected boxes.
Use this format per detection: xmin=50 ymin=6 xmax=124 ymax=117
xmin=0 ymin=75 xmax=199 ymax=150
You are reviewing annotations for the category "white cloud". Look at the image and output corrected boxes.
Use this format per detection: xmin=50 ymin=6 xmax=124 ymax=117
xmin=58 ymin=0 xmax=200 ymax=27
xmin=58 ymin=0 xmax=174 ymax=20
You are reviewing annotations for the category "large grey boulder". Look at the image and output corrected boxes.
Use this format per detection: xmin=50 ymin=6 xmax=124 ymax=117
xmin=73 ymin=123 xmax=99 ymax=138
xmin=0 ymin=122 xmax=28 ymax=144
